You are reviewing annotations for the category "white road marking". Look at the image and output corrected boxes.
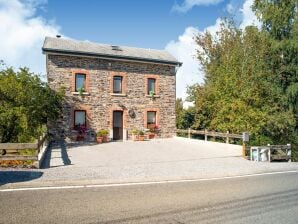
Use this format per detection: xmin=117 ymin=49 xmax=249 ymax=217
xmin=1 ymin=170 xmax=298 ymax=192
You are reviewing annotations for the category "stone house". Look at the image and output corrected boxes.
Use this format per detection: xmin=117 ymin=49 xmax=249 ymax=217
xmin=42 ymin=37 xmax=181 ymax=141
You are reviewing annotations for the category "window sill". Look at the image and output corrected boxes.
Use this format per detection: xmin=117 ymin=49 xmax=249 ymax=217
xmin=146 ymin=95 xmax=160 ymax=98
xmin=72 ymin=92 xmax=90 ymax=96
xmin=111 ymin=93 xmax=127 ymax=97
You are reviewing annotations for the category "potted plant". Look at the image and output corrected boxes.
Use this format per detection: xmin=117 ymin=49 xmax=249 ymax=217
xmin=131 ymin=129 xmax=138 ymax=141
xmin=77 ymin=87 xmax=85 ymax=96
xmin=99 ymin=129 xmax=109 ymax=142
xmin=149 ymin=90 xmax=155 ymax=99
xmin=148 ymin=130 xmax=155 ymax=139
xmin=138 ymin=130 xmax=145 ymax=141
xmin=96 ymin=131 xmax=104 ymax=144
xmin=76 ymin=124 xmax=87 ymax=141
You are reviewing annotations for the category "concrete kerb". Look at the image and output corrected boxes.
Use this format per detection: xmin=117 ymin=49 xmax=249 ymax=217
xmin=33 ymin=142 xmax=50 ymax=169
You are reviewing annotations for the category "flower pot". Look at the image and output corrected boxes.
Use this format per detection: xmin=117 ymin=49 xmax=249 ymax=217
xmin=102 ymin=135 xmax=108 ymax=143
xmin=132 ymin=134 xmax=138 ymax=141
xmin=139 ymin=135 xmax=145 ymax=141
xmin=148 ymin=133 xmax=155 ymax=139
xmin=96 ymin=136 xmax=103 ymax=144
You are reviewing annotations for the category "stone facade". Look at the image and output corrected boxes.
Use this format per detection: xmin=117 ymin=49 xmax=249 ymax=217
xmin=46 ymin=54 xmax=177 ymax=141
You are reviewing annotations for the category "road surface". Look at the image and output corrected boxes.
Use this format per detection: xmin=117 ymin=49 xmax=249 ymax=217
xmin=1 ymin=172 xmax=298 ymax=223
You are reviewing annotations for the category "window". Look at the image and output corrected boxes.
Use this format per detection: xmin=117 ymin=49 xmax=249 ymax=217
xmin=147 ymin=78 xmax=156 ymax=95
xmin=113 ymin=76 xmax=122 ymax=93
xmin=74 ymin=110 xmax=86 ymax=128
xmin=147 ymin=111 xmax=156 ymax=129
xmin=75 ymin=74 xmax=86 ymax=92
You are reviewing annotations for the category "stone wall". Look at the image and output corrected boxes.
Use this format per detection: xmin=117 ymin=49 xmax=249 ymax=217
xmin=46 ymin=54 xmax=176 ymax=140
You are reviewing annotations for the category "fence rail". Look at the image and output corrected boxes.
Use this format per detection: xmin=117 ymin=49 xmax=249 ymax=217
xmin=0 ymin=133 xmax=48 ymax=168
xmin=177 ymin=129 xmax=243 ymax=144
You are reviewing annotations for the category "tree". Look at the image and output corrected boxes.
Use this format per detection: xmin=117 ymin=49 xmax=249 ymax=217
xmin=190 ymin=22 xmax=295 ymax=145
xmin=253 ymin=0 xmax=297 ymax=40
xmin=176 ymin=98 xmax=195 ymax=129
xmin=0 ymin=66 xmax=64 ymax=143
xmin=252 ymin=0 xmax=298 ymax=156
xmin=253 ymin=0 xmax=298 ymax=121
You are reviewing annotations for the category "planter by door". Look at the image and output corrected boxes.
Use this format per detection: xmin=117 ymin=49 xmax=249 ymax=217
xmin=113 ymin=111 xmax=123 ymax=140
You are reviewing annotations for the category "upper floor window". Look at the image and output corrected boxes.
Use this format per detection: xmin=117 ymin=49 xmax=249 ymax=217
xmin=113 ymin=76 xmax=122 ymax=93
xmin=147 ymin=78 xmax=156 ymax=95
xmin=75 ymin=73 xmax=86 ymax=92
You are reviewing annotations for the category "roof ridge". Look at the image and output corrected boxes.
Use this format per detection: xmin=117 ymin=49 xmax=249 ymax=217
xmin=45 ymin=36 xmax=168 ymax=54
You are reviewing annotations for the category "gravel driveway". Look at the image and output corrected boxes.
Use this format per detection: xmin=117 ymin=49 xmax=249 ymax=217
xmin=1 ymin=137 xmax=298 ymax=188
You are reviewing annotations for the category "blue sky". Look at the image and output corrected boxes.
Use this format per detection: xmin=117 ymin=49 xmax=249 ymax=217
xmin=0 ymin=0 xmax=259 ymax=100
xmin=38 ymin=0 xmax=234 ymax=49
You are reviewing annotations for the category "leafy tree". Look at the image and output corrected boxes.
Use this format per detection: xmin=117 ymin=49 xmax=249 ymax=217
xmin=253 ymin=0 xmax=297 ymax=40
xmin=176 ymin=98 xmax=195 ymax=129
xmin=252 ymin=0 xmax=298 ymax=157
xmin=190 ymin=22 xmax=295 ymax=145
xmin=0 ymin=65 xmax=64 ymax=143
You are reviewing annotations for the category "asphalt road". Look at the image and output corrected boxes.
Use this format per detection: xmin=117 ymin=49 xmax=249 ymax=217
xmin=1 ymin=172 xmax=298 ymax=224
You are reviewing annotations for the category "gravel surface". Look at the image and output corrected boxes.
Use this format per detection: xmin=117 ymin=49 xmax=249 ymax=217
xmin=1 ymin=137 xmax=298 ymax=188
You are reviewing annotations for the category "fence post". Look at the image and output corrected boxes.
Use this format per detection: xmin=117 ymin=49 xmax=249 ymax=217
xmin=188 ymin=128 xmax=191 ymax=139
xmin=226 ymin=131 xmax=229 ymax=144
xmin=287 ymin=144 xmax=291 ymax=162
xmin=204 ymin=129 xmax=207 ymax=142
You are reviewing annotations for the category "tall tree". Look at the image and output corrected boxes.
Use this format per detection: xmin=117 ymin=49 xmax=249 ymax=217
xmin=191 ymin=22 xmax=295 ymax=144
xmin=0 ymin=66 xmax=64 ymax=143
xmin=253 ymin=0 xmax=298 ymax=130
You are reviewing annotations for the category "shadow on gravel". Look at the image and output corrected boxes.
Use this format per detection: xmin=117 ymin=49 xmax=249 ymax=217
xmin=42 ymin=140 xmax=72 ymax=169
xmin=0 ymin=171 xmax=43 ymax=186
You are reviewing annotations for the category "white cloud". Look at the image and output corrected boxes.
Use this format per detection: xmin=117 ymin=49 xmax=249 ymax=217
xmin=239 ymin=0 xmax=261 ymax=29
xmin=226 ymin=3 xmax=234 ymax=14
xmin=166 ymin=27 xmax=200 ymax=100
xmin=173 ymin=0 xmax=224 ymax=13
xmin=165 ymin=18 xmax=223 ymax=100
xmin=0 ymin=0 xmax=61 ymax=77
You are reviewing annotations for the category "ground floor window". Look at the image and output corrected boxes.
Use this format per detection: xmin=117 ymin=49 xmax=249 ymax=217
xmin=147 ymin=111 xmax=156 ymax=129
xmin=74 ymin=110 xmax=86 ymax=128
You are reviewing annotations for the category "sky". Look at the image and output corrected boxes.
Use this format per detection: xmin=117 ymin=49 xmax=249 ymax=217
xmin=0 ymin=0 xmax=260 ymax=101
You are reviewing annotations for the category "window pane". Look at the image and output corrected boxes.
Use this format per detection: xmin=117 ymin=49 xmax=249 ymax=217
xmin=75 ymin=111 xmax=86 ymax=126
xmin=75 ymin=74 xmax=86 ymax=91
xmin=148 ymin=78 xmax=155 ymax=94
xmin=113 ymin=76 xmax=122 ymax=93
xmin=147 ymin=111 xmax=156 ymax=129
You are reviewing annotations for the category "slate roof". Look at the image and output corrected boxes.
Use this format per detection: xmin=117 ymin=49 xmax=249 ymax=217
xmin=42 ymin=37 xmax=182 ymax=66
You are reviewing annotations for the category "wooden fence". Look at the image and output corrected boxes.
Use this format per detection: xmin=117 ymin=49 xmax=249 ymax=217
xmin=177 ymin=129 xmax=243 ymax=144
xmin=0 ymin=133 xmax=48 ymax=168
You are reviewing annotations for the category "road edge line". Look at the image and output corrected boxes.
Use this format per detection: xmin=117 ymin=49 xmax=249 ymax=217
xmin=1 ymin=170 xmax=298 ymax=192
